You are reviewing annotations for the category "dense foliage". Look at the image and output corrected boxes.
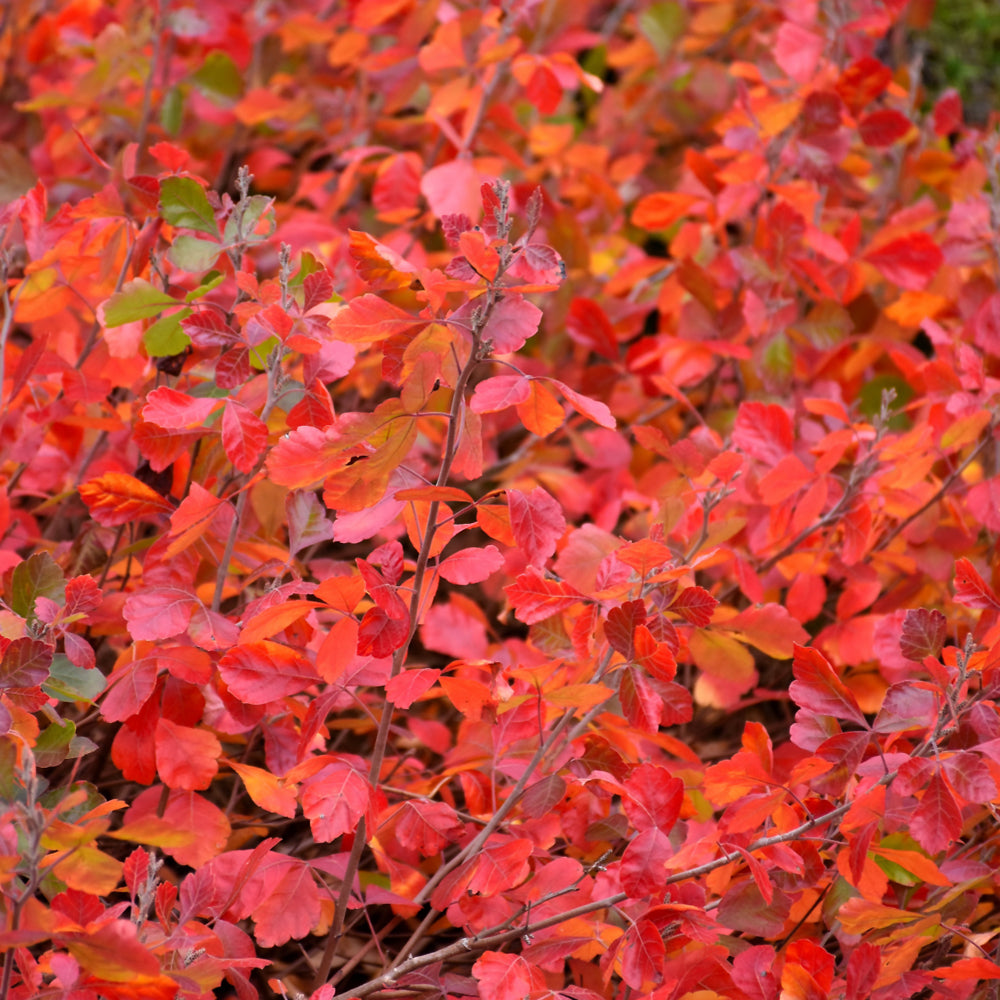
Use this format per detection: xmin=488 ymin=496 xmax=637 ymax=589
xmin=2 ymin=1 xmax=1000 ymax=998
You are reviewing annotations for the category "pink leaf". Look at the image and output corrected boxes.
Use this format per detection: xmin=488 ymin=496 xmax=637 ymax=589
xmin=222 ymin=400 xmax=268 ymax=475
xmin=483 ymin=295 xmax=543 ymax=354
xmin=386 ymin=668 xmax=441 ymax=709
xmin=143 ymin=386 xmax=219 ymax=429
xmin=420 ymin=159 xmax=482 ymax=221
xmin=469 ymin=374 xmax=531 ymax=414
xmin=438 ymin=545 xmax=504 ymax=584
xmin=774 ymin=21 xmax=823 ymax=84
xmin=507 ymin=487 xmax=565 ymax=567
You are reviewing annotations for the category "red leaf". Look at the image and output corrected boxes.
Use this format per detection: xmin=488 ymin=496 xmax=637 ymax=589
xmin=954 ymin=557 xmax=1000 ymax=610
xmin=622 ymin=765 xmax=683 ymax=833
xmin=507 ymin=487 xmax=565 ymax=567
xmin=606 ymin=599 xmax=647 ymax=658
xmin=932 ymin=89 xmax=963 ymax=136
xmin=470 ymin=374 xmax=531 ymax=414
xmin=222 ymin=400 xmax=268 ymax=474
xmin=295 ymin=756 xmax=371 ymax=843
xmin=357 ymin=558 xmax=409 ymax=618
xmin=729 ymin=845 xmax=773 ymax=905
xmin=620 ymin=918 xmax=665 ymax=989
xmin=873 ymin=682 xmax=940 ymax=733
xmin=620 ymin=665 xmax=662 ymax=734
xmin=789 ymin=644 xmax=868 ymax=727
xmin=864 ymin=233 xmax=943 ymax=290
xmin=910 ymin=770 xmax=962 ymax=854
xmin=393 ymin=800 xmax=463 ymax=856
xmin=619 ymin=828 xmax=671 ymax=898
xmin=732 ymin=401 xmax=794 ymax=465
xmin=143 ymin=386 xmax=219 ymax=429
xmin=836 ymin=56 xmax=892 ymax=113
xmin=102 ymin=659 xmax=158 ymax=722
xmin=732 ymin=946 xmax=780 ymax=1000
xmin=899 ymin=608 xmax=947 ymax=661
xmin=218 ymin=641 xmax=319 ymax=704
xmin=473 ymin=952 xmax=546 ymax=1000
xmin=566 ymin=297 xmax=618 ymax=358
xmin=846 ymin=942 xmax=881 ymax=1000
xmin=357 ymin=606 xmax=408 ymax=657
xmin=932 ymin=957 xmax=1000 ymax=981
xmin=858 ymin=108 xmax=911 ymax=147
xmin=124 ymin=587 xmax=198 ymax=642
xmin=438 ymin=545 xmax=504 ymax=584
xmin=1 ymin=637 xmax=53 ymax=689
xmin=670 ymin=586 xmax=718 ymax=627
xmin=421 ymin=158 xmax=482 ymax=221
xmin=303 ymin=268 xmax=335 ymax=312
xmin=429 ymin=836 xmax=533 ymax=910
xmin=79 ymin=472 xmax=174 ymax=526
xmin=385 ymin=667 xmax=441 ymax=709
xmin=250 ymin=855 xmax=321 ymax=947
xmin=154 ymin=718 xmax=221 ymax=790
xmin=483 ymin=295 xmax=543 ymax=354
xmin=717 ymin=880 xmax=791 ymax=937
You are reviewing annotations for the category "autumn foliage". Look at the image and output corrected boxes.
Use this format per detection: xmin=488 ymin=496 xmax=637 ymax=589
xmin=3 ymin=0 xmax=1000 ymax=998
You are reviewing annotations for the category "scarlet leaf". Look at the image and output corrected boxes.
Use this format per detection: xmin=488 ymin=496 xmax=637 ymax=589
xmin=620 ymin=918 xmax=666 ymax=989
xmin=954 ymin=557 xmax=1000 ymax=610
xmin=505 ymin=568 xmax=583 ymax=624
xmin=267 ymin=425 xmax=350 ymax=489
xmin=154 ymin=717 xmax=221 ymax=790
xmin=549 ymin=378 xmax=616 ymax=429
xmin=606 ymin=599 xmax=647 ymax=658
xmin=864 ymin=233 xmax=943 ymax=290
xmin=669 ymin=586 xmax=718 ymax=627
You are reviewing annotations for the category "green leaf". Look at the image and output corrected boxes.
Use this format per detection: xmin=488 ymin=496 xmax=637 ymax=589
xmin=249 ymin=336 xmax=279 ymax=370
xmin=168 ymin=235 xmax=222 ymax=272
xmin=223 ymin=194 xmax=275 ymax=246
xmin=160 ymin=85 xmax=184 ymax=136
xmin=11 ymin=552 xmax=65 ymax=620
xmin=34 ymin=716 xmax=98 ymax=767
xmin=192 ymin=51 xmax=243 ymax=102
xmin=43 ymin=655 xmax=106 ymax=704
xmin=101 ymin=279 xmax=178 ymax=326
xmin=144 ymin=308 xmax=192 ymax=357
xmin=160 ymin=176 xmax=218 ymax=236
xmin=638 ymin=2 xmax=686 ymax=58
xmin=184 ymin=271 xmax=226 ymax=302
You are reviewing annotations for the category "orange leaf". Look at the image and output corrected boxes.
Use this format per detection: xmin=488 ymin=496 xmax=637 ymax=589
xmin=79 ymin=473 xmax=174 ymax=527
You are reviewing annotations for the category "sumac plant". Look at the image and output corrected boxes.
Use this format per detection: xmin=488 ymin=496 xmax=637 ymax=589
xmin=3 ymin=1 xmax=1000 ymax=999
